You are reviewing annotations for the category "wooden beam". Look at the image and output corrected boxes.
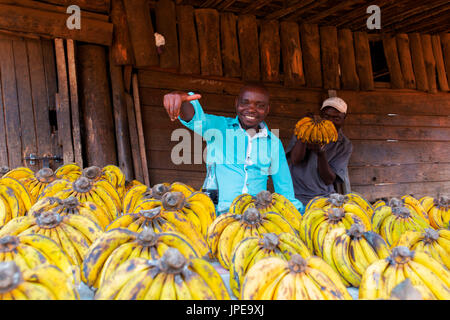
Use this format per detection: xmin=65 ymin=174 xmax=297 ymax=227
xmin=54 ymin=38 xmax=74 ymax=164
xmin=132 ymin=74 xmax=150 ymax=186
xmin=431 ymin=35 xmax=449 ymax=92
xmin=338 ymin=28 xmax=359 ymax=90
xmin=110 ymin=0 xmax=134 ymax=65
xmin=280 ymin=21 xmax=305 ymax=88
xmin=0 ymin=4 xmax=113 ymax=46
xmin=396 ymin=34 xmax=416 ymax=90
xmin=237 ymin=14 xmax=260 ymax=82
xmin=353 ymin=31 xmax=374 ymax=91
xmin=264 ymin=0 xmax=315 ymax=20
xmin=241 ymin=0 xmax=272 ymax=15
xmin=259 ymin=19 xmax=280 ymax=82
xmin=440 ymin=33 xmax=450 ymax=87
xmin=382 ymin=33 xmax=404 ymax=89
xmin=389 ymin=4 xmax=450 ymax=32
xmin=320 ymin=25 xmax=340 ymax=90
xmin=299 ymin=23 xmax=322 ymax=88
xmin=155 ymin=0 xmax=179 ymax=69
xmin=36 ymin=0 xmax=110 ymax=13
xmin=125 ymin=92 xmax=144 ymax=182
xmin=123 ymin=0 xmax=159 ymax=68
xmin=177 ymin=5 xmax=200 ymax=74
xmin=217 ymin=0 xmax=237 ymax=11
xmin=66 ymin=39 xmax=83 ymax=167
xmin=285 ymin=0 xmax=329 ymax=22
xmin=304 ymin=0 xmax=362 ymax=24
xmin=195 ymin=9 xmax=222 ymax=76
xmin=421 ymin=34 xmax=438 ymax=94
xmin=220 ymin=12 xmax=241 ymax=78
xmin=409 ymin=33 xmax=429 ymax=92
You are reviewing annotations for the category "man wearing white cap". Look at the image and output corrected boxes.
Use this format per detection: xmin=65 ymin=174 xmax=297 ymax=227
xmin=285 ymin=97 xmax=353 ymax=207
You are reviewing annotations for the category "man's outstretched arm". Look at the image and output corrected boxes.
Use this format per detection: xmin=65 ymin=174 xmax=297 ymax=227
xmin=163 ymin=91 xmax=201 ymax=122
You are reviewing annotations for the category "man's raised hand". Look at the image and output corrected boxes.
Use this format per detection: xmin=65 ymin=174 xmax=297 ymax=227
xmin=163 ymin=92 xmax=202 ymax=121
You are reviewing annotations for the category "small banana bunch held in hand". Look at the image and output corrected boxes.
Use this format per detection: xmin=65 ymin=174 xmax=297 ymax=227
xmin=294 ymin=115 xmax=338 ymax=145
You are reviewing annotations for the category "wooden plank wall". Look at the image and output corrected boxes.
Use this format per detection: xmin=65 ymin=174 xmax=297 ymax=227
xmin=128 ymin=1 xmax=450 ymax=201
xmin=0 ymin=34 xmax=61 ymax=171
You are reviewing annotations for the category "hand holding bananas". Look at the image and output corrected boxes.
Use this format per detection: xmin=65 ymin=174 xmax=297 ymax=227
xmin=294 ymin=115 xmax=338 ymax=145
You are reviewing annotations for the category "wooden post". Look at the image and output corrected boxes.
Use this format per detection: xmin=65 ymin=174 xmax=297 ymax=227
xmin=320 ymin=25 xmax=340 ymax=90
xmin=132 ymin=74 xmax=150 ymax=186
xmin=124 ymin=92 xmax=144 ymax=182
xmin=155 ymin=0 xmax=179 ymax=69
xmin=110 ymin=55 xmax=134 ymax=180
xmin=396 ymin=34 xmax=416 ymax=89
xmin=440 ymin=33 xmax=450 ymax=84
xmin=123 ymin=65 xmax=133 ymax=93
xmin=259 ymin=19 xmax=280 ymax=83
xmin=123 ymin=0 xmax=159 ymax=67
xmin=54 ymin=38 xmax=74 ymax=164
xmin=280 ymin=21 xmax=305 ymax=88
xmin=409 ymin=33 xmax=429 ymax=92
xmin=237 ymin=14 xmax=260 ymax=82
xmin=195 ymin=9 xmax=223 ymax=76
xmin=0 ymin=61 xmax=8 ymax=168
xmin=176 ymin=5 xmax=200 ymax=75
xmin=220 ymin=12 xmax=241 ymax=78
xmin=431 ymin=35 xmax=449 ymax=92
xmin=382 ymin=34 xmax=404 ymax=89
xmin=77 ymin=44 xmax=117 ymax=167
xmin=110 ymin=0 xmax=134 ymax=65
xmin=299 ymin=23 xmax=322 ymax=88
xmin=66 ymin=39 xmax=83 ymax=167
xmin=421 ymin=34 xmax=438 ymax=94
xmin=338 ymin=28 xmax=359 ymax=90
xmin=354 ymin=31 xmax=374 ymax=91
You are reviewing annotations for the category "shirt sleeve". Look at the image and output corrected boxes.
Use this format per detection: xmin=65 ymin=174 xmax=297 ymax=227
xmin=329 ymin=140 xmax=353 ymax=182
xmin=178 ymin=92 xmax=212 ymax=137
xmin=270 ymin=137 xmax=305 ymax=214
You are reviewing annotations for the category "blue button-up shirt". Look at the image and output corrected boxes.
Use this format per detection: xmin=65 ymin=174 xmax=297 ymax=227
xmin=179 ymin=92 xmax=305 ymax=215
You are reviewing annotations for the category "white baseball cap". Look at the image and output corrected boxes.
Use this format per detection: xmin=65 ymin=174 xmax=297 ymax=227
xmin=321 ymin=97 xmax=347 ymax=114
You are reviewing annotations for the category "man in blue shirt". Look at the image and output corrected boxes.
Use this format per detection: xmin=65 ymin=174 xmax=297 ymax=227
xmin=163 ymin=84 xmax=304 ymax=215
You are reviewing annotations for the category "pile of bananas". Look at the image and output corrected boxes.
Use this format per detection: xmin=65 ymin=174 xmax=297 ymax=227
xmin=420 ymin=195 xmax=450 ymax=229
xmin=230 ymin=191 xmax=303 ymax=231
xmin=95 ymin=248 xmax=230 ymax=300
xmin=294 ymin=116 xmax=338 ymax=145
xmin=229 ymin=232 xmax=311 ymax=298
xmin=359 ymin=246 xmax=450 ymax=300
xmin=207 ymin=207 xmax=297 ymax=270
xmin=305 ymin=192 xmax=374 ymax=219
xmin=322 ymin=223 xmax=391 ymax=287
xmin=241 ymin=254 xmax=352 ymax=300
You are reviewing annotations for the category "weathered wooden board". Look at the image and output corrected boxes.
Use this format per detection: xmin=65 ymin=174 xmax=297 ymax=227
xmin=299 ymin=23 xmax=322 ymax=88
xmin=123 ymin=0 xmax=158 ymax=67
xmin=37 ymin=0 xmax=111 ymax=13
xmin=320 ymin=25 xmax=340 ymax=90
xmin=237 ymin=14 xmax=260 ymax=82
xmin=195 ymin=9 xmax=222 ymax=76
xmin=0 ymin=4 xmax=113 ymax=46
xmin=0 ymin=52 xmax=9 ymax=167
xmin=110 ymin=0 xmax=134 ymax=65
xmin=176 ymin=5 xmax=200 ymax=75
xmin=354 ymin=31 xmax=374 ymax=91
xmin=41 ymin=40 xmax=57 ymax=111
xmin=125 ymin=92 xmax=144 ymax=182
xmin=382 ymin=34 xmax=404 ymax=89
xmin=155 ymin=0 xmax=179 ymax=69
xmin=280 ymin=21 xmax=305 ymax=87
xmin=259 ymin=19 xmax=280 ymax=83
xmin=149 ymin=168 xmax=205 ymax=189
xmin=431 ymin=35 xmax=449 ymax=92
xmin=421 ymin=34 xmax=438 ymax=94
xmin=441 ymin=33 xmax=450 ymax=84
xmin=338 ymin=28 xmax=359 ymax=90
xmin=220 ymin=12 xmax=241 ymax=78
xmin=409 ymin=33 xmax=429 ymax=92
xmin=396 ymin=34 xmax=416 ymax=89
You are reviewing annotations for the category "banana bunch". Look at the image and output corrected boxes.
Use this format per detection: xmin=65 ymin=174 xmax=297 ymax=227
xmin=359 ymin=246 xmax=450 ymax=300
xmin=299 ymin=207 xmax=368 ymax=257
xmin=322 ymin=223 xmax=391 ymax=288
xmin=0 ymin=176 xmax=33 ymax=227
xmin=38 ymin=176 xmax=121 ymax=221
xmin=82 ymin=165 xmax=126 ymax=201
xmin=400 ymin=195 xmax=429 ymax=221
xmin=241 ymin=254 xmax=352 ymax=300
xmin=106 ymin=202 xmax=210 ymax=259
xmin=372 ymin=199 xmax=386 ymax=210
xmin=3 ymin=167 xmax=58 ymax=203
xmin=54 ymin=163 xmax=82 ymax=181
xmin=395 ymin=228 xmax=450 ymax=269
xmin=125 ymin=179 xmax=145 ymax=193
xmin=230 ymin=191 xmax=303 ymax=231
xmin=294 ymin=116 xmax=338 ymax=145
xmin=0 ymin=261 xmax=79 ymax=300
xmin=305 ymin=192 xmax=374 ymax=221
xmin=28 ymin=196 xmax=113 ymax=230
xmin=95 ymin=248 xmax=230 ymax=300
xmin=420 ymin=195 xmax=449 ymax=229
xmin=0 ymin=210 xmax=103 ymax=267
xmin=82 ymin=227 xmax=200 ymax=289
xmin=207 ymin=207 xmax=298 ymax=270
xmin=0 ymin=233 xmax=78 ymax=284
xmin=371 ymin=198 xmax=431 ymax=247
xmin=229 ymin=232 xmax=311 ymax=298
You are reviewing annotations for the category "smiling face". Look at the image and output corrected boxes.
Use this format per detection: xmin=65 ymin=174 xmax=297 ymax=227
xmin=235 ymin=86 xmax=270 ymax=131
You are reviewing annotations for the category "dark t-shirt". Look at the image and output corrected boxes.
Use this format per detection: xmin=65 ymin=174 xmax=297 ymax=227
xmin=285 ymin=130 xmax=353 ymax=206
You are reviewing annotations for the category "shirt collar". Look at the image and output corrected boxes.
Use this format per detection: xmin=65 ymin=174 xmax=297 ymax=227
xmin=232 ymin=116 xmax=269 ymax=138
